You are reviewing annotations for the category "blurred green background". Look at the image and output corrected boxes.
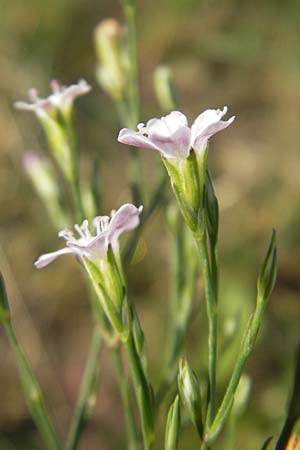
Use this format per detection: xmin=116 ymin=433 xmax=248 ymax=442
xmin=0 ymin=0 xmax=299 ymax=449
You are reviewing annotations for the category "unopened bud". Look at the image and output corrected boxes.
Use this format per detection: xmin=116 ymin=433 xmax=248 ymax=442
xmin=165 ymin=395 xmax=181 ymax=450
xmin=178 ymin=358 xmax=203 ymax=437
xmin=94 ymin=19 xmax=127 ymax=101
xmin=23 ymin=152 xmax=67 ymax=228
xmin=154 ymin=66 xmax=177 ymax=112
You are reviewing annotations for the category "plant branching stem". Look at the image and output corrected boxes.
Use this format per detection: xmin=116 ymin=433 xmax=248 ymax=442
xmin=195 ymin=234 xmax=218 ymax=427
xmin=124 ymin=331 xmax=154 ymax=450
xmin=113 ymin=346 xmax=140 ymax=450
xmin=205 ymin=296 xmax=267 ymax=444
xmin=66 ymin=326 xmax=103 ymax=450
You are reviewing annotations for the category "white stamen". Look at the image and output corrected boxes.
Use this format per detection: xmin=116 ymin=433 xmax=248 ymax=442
xmin=93 ymin=216 xmax=110 ymax=235
xmin=74 ymin=224 xmax=86 ymax=238
xmin=58 ymin=228 xmax=76 ymax=243
xmin=80 ymin=219 xmax=91 ymax=238
xmin=50 ymin=80 xmax=61 ymax=94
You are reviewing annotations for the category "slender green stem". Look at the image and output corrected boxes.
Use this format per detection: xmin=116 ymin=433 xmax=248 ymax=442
xmin=66 ymin=326 xmax=102 ymax=450
xmin=205 ymin=298 xmax=267 ymax=444
xmin=113 ymin=346 xmax=140 ymax=450
xmin=195 ymin=234 xmax=218 ymax=427
xmin=70 ymin=178 xmax=84 ymax=223
xmin=4 ymin=323 xmax=61 ymax=450
xmin=122 ymin=0 xmax=139 ymax=127
xmin=124 ymin=331 xmax=154 ymax=450
xmin=122 ymin=0 xmax=143 ymax=207
xmin=67 ymin=120 xmax=85 ymax=223
xmin=210 ymin=240 xmax=218 ymax=300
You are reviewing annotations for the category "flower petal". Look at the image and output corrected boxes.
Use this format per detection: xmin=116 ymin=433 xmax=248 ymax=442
xmin=148 ymin=126 xmax=191 ymax=159
xmin=161 ymin=111 xmax=188 ymax=134
xmin=118 ymin=128 xmax=161 ymax=151
xmin=69 ymin=232 xmax=109 ymax=261
xmin=109 ymin=203 xmax=143 ymax=248
xmin=146 ymin=111 xmax=188 ymax=138
xmin=34 ymin=247 xmax=75 ymax=269
xmin=50 ymin=79 xmax=91 ymax=108
xmin=14 ymin=99 xmax=51 ymax=113
xmin=191 ymin=107 xmax=235 ymax=155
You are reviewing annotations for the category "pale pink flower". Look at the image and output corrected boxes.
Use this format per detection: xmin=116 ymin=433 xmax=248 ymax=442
xmin=14 ymin=79 xmax=91 ymax=118
xmin=118 ymin=107 xmax=235 ymax=159
xmin=34 ymin=204 xmax=143 ymax=269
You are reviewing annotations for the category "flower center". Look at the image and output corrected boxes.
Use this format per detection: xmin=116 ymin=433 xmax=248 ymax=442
xmin=58 ymin=216 xmax=111 ymax=246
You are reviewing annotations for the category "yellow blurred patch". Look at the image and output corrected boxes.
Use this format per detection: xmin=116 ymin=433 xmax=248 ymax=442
xmin=286 ymin=435 xmax=300 ymax=450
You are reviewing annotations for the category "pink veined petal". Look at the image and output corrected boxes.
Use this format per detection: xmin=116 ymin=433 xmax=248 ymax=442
xmin=149 ymin=126 xmax=191 ymax=159
xmin=118 ymin=128 xmax=161 ymax=152
xmin=108 ymin=203 xmax=143 ymax=248
xmin=34 ymin=247 xmax=75 ymax=269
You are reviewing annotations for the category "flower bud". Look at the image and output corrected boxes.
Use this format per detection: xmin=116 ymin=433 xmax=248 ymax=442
xmin=154 ymin=65 xmax=177 ymax=112
xmin=257 ymin=230 xmax=277 ymax=302
xmin=38 ymin=114 xmax=75 ymax=183
xmin=94 ymin=19 xmax=127 ymax=101
xmin=23 ymin=152 xmax=67 ymax=228
xmin=165 ymin=395 xmax=181 ymax=450
xmin=178 ymin=358 xmax=203 ymax=437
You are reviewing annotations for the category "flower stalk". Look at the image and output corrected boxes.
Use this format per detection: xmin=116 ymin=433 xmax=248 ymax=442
xmin=203 ymin=231 xmax=277 ymax=445
xmin=124 ymin=329 xmax=154 ymax=450
xmin=113 ymin=345 xmax=140 ymax=450
xmin=66 ymin=326 xmax=103 ymax=450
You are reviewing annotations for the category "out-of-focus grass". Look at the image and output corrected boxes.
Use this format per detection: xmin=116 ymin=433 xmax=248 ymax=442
xmin=0 ymin=0 xmax=299 ymax=449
